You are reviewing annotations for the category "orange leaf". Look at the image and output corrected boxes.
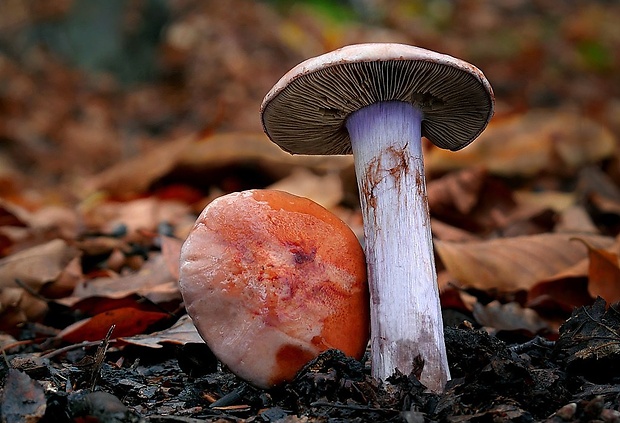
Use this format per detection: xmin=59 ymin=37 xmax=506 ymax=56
xmin=58 ymin=307 xmax=170 ymax=343
xmin=576 ymin=239 xmax=620 ymax=303
xmin=435 ymin=233 xmax=614 ymax=292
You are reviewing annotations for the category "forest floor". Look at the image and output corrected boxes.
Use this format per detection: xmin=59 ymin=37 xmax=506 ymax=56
xmin=1 ymin=1 xmax=620 ymax=422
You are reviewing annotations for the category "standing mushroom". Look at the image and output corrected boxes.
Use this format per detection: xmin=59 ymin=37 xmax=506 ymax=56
xmin=261 ymin=43 xmax=494 ymax=392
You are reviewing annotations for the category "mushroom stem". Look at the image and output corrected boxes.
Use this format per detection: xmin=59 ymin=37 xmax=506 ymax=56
xmin=346 ymin=100 xmax=450 ymax=392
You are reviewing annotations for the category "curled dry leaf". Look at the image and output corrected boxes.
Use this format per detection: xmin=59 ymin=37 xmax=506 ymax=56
xmin=431 ymin=219 xmax=480 ymax=242
xmin=0 ymin=287 xmax=48 ymax=332
xmin=425 ymin=110 xmax=616 ymax=176
xmin=267 ymin=167 xmax=344 ymax=209
xmin=81 ymin=135 xmax=195 ymax=197
xmin=574 ymin=238 xmax=620 ymax=304
xmin=120 ymin=315 xmax=203 ymax=348
xmin=0 ymin=200 xmax=29 ymax=228
xmin=529 ymin=237 xmax=620 ymax=308
xmin=1 ymin=369 xmax=47 ymax=423
xmin=82 ymin=133 xmax=354 ymax=199
xmin=58 ymin=307 xmax=171 ymax=343
xmin=0 ymin=239 xmax=80 ymax=290
xmin=61 ymin=253 xmax=181 ymax=307
xmin=435 ymin=233 xmax=615 ymax=292
xmin=0 ymin=238 xmax=82 ymax=331
xmin=472 ymin=300 xmax=550 ymax=334
xmin=527 ymin=259 xmax=592 ymax=312
xmin=427 ymin=167 xmax=487 ymax=216
xmin=179 ymin=133 xmax=353 ymax=175
xmin=553 ymin=205 xmax=599 ymax=234
xmin=0 ymin=201 xmax=80 ymax=255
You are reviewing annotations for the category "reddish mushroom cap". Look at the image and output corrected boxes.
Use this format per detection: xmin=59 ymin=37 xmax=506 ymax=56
xmin=178 ymin=189 xmax=369 ymax=388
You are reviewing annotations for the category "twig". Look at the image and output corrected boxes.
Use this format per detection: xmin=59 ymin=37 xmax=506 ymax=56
xmin=89 ymin=325 xmax=115 ymax=390
xmin=509 ymin=336 xmax=555 ymax=353
xmin=40 ymin=339 xmax=117 ymax=359
xmin=310 ymin=400 xmax=399 ymax=414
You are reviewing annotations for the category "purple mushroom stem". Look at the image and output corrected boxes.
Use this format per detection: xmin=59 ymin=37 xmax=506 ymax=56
xmin=346 ymin=100 xmax=449 ymax=391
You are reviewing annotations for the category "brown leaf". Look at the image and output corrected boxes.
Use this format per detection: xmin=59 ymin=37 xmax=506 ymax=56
xmin=0 ymin=369 xmax=47 ymax=423
xmin=0 ymin=200 xmax=28 ymax=228
xmin=58 ymin=307 xmax=170 ymax=343
xmin=553 ymin=205 xmax=599 ymax=234
xmin=574 ymin=238 xmax=620 ymax=304
xmin=428 ymin=167 xmax=487 ymax=216
xmin=120 ymin=314 xmax=203 ymax=348
xmin=527 ymin=260 xmax=592 ymax=312
xmin=0 ymin=287 xmax=49 ymax=332
xmin=472 ymin=300 xmax=550 ymax=334
xmin=267 ymin=168 xmax=344 ymax=209
xmin=426 ymin=110 xmax=616 ymax=176
xmin=0 ymin=239 xmax=80 ymax=290
xmin=179 ymin=133 xmax=353 ymax=176
xmin=431 ymin=219 xmax=480 ymax=242
xmin=61 ymin=253 xmax=181 ymax=306
xmin=436 ymin=233 xmax=615 ymax=292
xmin=82 ymin=135 xmax=195 ymax=196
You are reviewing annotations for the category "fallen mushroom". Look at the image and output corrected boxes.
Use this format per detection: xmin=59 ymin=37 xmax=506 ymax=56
xmin=178 ymin=189 xmax=369 ymax=388
xmin=261 ymin=43 xmax=494 ymax=392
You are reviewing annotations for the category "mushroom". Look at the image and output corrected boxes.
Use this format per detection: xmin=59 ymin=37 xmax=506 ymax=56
xmin=178 ymin=189 xmax=369 ymax=388
xmin=260 ymin=43 xmax=494 ymax=392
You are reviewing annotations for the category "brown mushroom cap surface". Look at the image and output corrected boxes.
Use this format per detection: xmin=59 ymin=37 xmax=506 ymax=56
xmin=261 ymin=43 xmax=494 ymax=155
xmin=178 ymin=189 xmax=369 ymax=388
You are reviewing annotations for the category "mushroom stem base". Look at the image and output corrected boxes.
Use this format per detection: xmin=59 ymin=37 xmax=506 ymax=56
xmin=346 ymin=101 xmax=450 ymax=392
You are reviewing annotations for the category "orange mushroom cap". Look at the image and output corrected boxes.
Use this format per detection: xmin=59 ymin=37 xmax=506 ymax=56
xmin=179 ymin=189 xmax=369 ymax=388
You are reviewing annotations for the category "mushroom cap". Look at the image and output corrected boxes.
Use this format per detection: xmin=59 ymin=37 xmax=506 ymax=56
xmin=261 ymin=43 xmax=495 ymax=154
xmin=178 ymin=189 xmax=369 ymax=388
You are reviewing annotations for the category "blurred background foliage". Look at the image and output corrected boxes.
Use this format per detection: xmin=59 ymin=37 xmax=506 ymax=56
xmin=0 ymin=0 xmax=618 ymax=187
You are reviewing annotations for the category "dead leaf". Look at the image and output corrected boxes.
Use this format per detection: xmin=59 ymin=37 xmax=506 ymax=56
xmin=0 ymin=200 xmax=28 ymax=228
xmin=530 ymin=280 xmax=595 ymax=324
xmin=473 ymin=300 xmax=550 ymax=334
xmin=427 ymin=167 xmax=487 ymax=216
xmin=527 ymin=252 xmax=593 ymax=312
xmin=431 ymin=219 xmax=480 ymax=242
xmin=67 ymin=294 xmax=168 ymax=317
xmin=513 ymin=191 xmax=576 ymax=214
xmin=554 ymin=297 xmax=620 ymax=375
xmin=436 ymin=233 xmax=615 ymax=292
xmin=58 ymin=307 xmax=171 ymax=343
xmin=578 ymin=166 xmax=620 ymax=204
xmin=180 ymin=133 xmax=353 ymax=175
xmin=81 ymin=135 xmax=195 ymax=196
xmin=573 ymin=238 xmax=620 ymax=304
xmin=0 ymin=239 xmax=80 ymax=290
xmin=1 ymin=369 xmax=46 ymax=423
xmin=267 ymin=168 xmax=343 ymax=209
xmin=61 ymin=253 xmax=181 ymax=306
xmin=120 ymin=314 xmax=203 ymax=348
xmin=74 ymin=237 xmax=131 ymax=256
xmin=426 ymin=110 xmax=616 ymax=176
xmin=554 ymin=205 xmax=599 ymax=234
xmin=0 ymin=287 xmax=49 ymax=332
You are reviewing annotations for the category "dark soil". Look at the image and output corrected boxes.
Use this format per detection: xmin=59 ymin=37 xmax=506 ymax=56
xmin=2 ymin=298 xmax=619 ymax=422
